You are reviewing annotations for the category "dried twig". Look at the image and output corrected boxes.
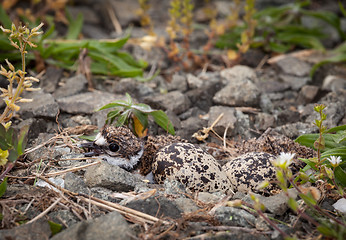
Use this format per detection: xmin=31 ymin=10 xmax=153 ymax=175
xmin=26 ymin=197 xmax=62 ymax=224
xmin=45 ymin=161 xmax=101 ymax=177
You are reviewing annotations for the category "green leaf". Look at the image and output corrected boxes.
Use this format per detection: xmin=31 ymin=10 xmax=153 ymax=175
xmin=66 ymin=10 xmax=84 ymax=40
xmin=310 ymin=53 xmax=346 ymax=77
xmin=48 ymin=221 xmax=63 ymax=236
xmin=0 ymin=177 xmax=7 ymax=198
xmin=0 ymin=125 xmax=11 ymax=150
xmin=317 ymin=225 xmax=335 ymax=237
xmin=299 ymin=192 xmax=317 ymax=206
xmin=287 ymin=197 xmax=298 ymax=212
xmin=116 ymin=110 xmax=131 ymax=127
xmin=150 ymin=110 xmax=175 ymax=135
xmin=16 ymin=125 xmax=29 ymax=156
xmin=98 ymin=102 xmax=127 ymax=111
xmin=78 ymin=134 xmax=97 ymax=141
xmin=326 ymin=125 xmax=346 ymax=133
xmin=106 ymin=109 xmax=121 ymax=124
xmin=132 ymin=110 xmax=149 ymax=131
xmin=334 ymin=165 xmax=346 ymax=187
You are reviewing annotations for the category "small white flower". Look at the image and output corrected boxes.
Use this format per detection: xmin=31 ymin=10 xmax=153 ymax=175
xmin=328 ymin=156 xmax=342 ymax=167
xmin=274 ymin=152 xmax=295 ymax=169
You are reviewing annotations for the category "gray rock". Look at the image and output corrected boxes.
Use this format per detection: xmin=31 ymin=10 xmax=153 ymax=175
xmin=278 ymin=74 xmax=310 ymax=90
xmin=275 ymin=56 xmax=311 ymax=77
xmin=259 ymin=94 xmax=274 ymax=113
xmin=48 ymin=209 xmax=79 ymax=228
xmin=197 ymin=192 xmax=225 ymax=204
xmin=15 ymin=118 xmax=48 ymax=140
xmin=297 ymin=85 xmax=319 ymax=104
xmin=187 ymin=73 xmax=203 ymax=89
xmin=108 ymin=0 xmax=140 ymax=27
xmin=322 ymin=75 xmax=346 ymax=93
xmin=0 ymin=218 xmax=51 ymax=240
xmin=258 ymin=79 xmax=290 ymax=93
xmin=51 ymin=211 xmax=133 ymax=240
xmin=84 ymin=161 xmax=143 ymax=192
xmin=67 ymin=6 xmax=101 ymax=24
xmin=167 ymin=73 xmax=188 ymax=92
xmin=125 ymin=196 xmax=182 ymax=219
xmin=54 ymin=74 xmax=88 ymax=99
xmin=251 ymin=189 xmax=298 ymax=216
xmin=65 ymin=172 xmax=89 ymax=195
xmin=144 ymin=91 xmax=191 ymax=114
xmin=174 ymin=197 xmax=200 ymax=213
xmin=207 ymin=106 xmax=237 ymax=137
xmin=276 ymin=109 xmax=300 ymax=125
xmin=255 ymin=113 xmax=276 ymax=131
xmin=164 ymin=179 xmax=187 ymax=195
xmin=220 ymin=65 xmax=257 ymax=84
xmin=214 ymin=66 xmax=260 ymax=107
xmin=19 ymin=91 xmax=59 ymax=119
xmin=274 ymin=122 xmax=316 ymax=139
xmin=57 ymin=91 xmax=125 ymax=114
xmin=40 ymin=66 xmax=63 ymax=93
xmin=214 ymin=206 xmax=256 ymax=227
xmin=234 ymin=110 xmax=252 ymax=139
xmin=178 ymin=116 xmax=207 ymax=141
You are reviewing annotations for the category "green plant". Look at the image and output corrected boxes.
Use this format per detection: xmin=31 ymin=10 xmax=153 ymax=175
xmin=0 ymin=5 xmax=147 ymax=79
xmin=136 ymin=0 xmax=155 ymax=35
xmin=216 ymin=1 xmax=344 ymax=54
xmin=0 ymin=23 xmax=41 ymax=178
xmin=98 ymin=93 xmax=175 ymax=137
xmin=295 ymin=105 xmax=346 ymax=190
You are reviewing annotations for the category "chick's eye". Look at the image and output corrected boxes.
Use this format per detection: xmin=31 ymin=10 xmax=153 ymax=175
xmin=109 ymin=143 xmax=120 ymax=152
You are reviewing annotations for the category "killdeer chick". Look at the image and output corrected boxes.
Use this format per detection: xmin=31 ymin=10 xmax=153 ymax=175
xmin=81 ymin=125 xmax=234 ymax=193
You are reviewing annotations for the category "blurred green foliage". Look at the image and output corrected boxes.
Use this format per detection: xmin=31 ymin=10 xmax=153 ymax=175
xmin=216 ymin=1 xmax=345 ymax=53
xmin=0 ymin=5 xmax=147 ymax=78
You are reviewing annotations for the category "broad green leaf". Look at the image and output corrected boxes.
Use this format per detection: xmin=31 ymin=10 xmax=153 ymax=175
xmin=150 ymin=110 xmax=175 ymax=135
xmin=0 ymin=125 xmax=11 ymax=150
xmin=0 ymin=177 xmax=7 ymax=198
xmin=116 ymin=110 xmax=131 ymax=127
xmin=98 ymin=102 xmax=128 ymax=111
xmin=132 ymin=110 xmax=149 ymax=131
xmin=326 ymin=125 xmax=346 ymax=133
xmin=321 ymin=147 xmax=346 ymax=161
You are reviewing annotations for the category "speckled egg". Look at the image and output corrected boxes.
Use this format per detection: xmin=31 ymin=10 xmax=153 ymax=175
xmin=222 ymin=152 xmax=276 ymax=193
xmin=152 ymin=142 xmax=234 ymax=193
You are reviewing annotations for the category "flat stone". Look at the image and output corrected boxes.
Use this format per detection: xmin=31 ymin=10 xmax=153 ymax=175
xmin=65 ymin=172 xmax=89 ymax=195
xmin=40 ymin=66 xmax=63 ymax=93
xmin=54 ymin=74 xmax=88 ymax=99
xmin=322 ymin=75 xmax=346 ymax=92
xmin=166 ymin=73 xmax=188 ymax=92
xmin=125 ymin=196 xmax=182 ymax=219
xmin=279 ymin=74 xmax=310 ymax=90
xmin=220 ymin=65 xmax=257 ymax=83
xmin=255 ymin=113 xmax=276 ymax=131
xmin=297 ymin=85 xmax=319 ymax=104
xmin=144 ymin=91 xmax=191 ymax=114
xmin=84 ymin=161 xmax=143 ymax=192
xmin=214 ymin=206 xmax=256 ymax=227
xmin=207 ymin=106 xmax=237 ymax=137
xmin=214 ymin=67 xmax=260 ymax=107
xmin=187 ymin=73 xmax=203 ymax=89
xmin=275 ymin=56 xmax=311 ymax=77
xmin=249 ymin=189 xmax=298 ymax=216
xmin=51 ymin=211 xmax=133 ymax=240
xmin=0 ymin=218 xmax=51 ymax=240
xmin=19 ymin=91 xmax=59 ymax=119
xmin=57 ymin=91 xmax=125 ymax=114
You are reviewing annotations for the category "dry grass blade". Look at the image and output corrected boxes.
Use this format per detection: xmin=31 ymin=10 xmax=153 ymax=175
xmin=26 ymin=197 xmax=62 ymax=224
xmin=45 ymin=161 xmax=101 ymax=177
xmin=34 ymin=174 xmax=169 ymax=225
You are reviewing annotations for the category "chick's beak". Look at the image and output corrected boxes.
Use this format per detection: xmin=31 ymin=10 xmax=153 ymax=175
xmin=79 ymin=142 xmax=103 ymax=157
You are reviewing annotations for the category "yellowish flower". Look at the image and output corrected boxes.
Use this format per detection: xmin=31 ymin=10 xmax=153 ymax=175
xmin=328 ymin=156 xmax=342 ymax=168
xmin=0 ymin=149 xmax=9 ymax=166
xmin=274 ymin=152 xmax=295 ymax=169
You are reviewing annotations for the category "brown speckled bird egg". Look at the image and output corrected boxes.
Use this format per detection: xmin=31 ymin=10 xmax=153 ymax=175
xmin=152 ymin=142 xmax=234 ymax=193
xmin=222 ymin=152 xmax=276 ymax=193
